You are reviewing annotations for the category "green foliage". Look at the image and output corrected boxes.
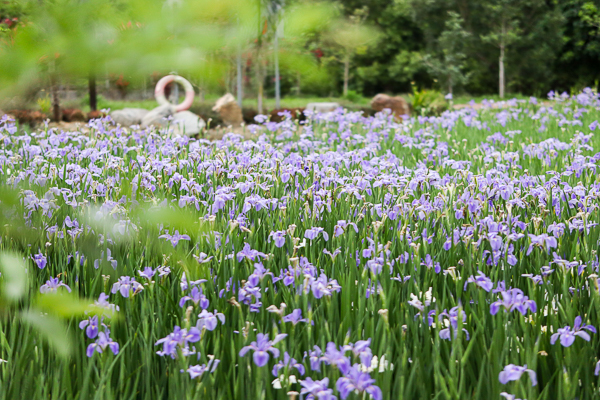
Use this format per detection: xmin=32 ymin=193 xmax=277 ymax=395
xmin=36 ymin=96 xmax=51 ymax=114
xmin=580 ymin=1 xmax=600 ymax=34
xmin=336 ymin=0 xmax=596 ymax=96
xmin=343 ymin=89 xmax=362 ymax=103
xmin=422 ymin=12 xmax=470 ymax=94
xmin=0 ymin=252 xmax=28 ymax=302
xmin=81 ymin=93 xmax=111 ymax=111
xmin=408 ymin=86 xmax=448 ymax=116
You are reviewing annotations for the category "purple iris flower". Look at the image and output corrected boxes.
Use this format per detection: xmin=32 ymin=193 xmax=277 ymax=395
xmin=420 ymin=254 xmax=441 ymax=274
xmin=307 ymin=345 xmax=323 ymax=371
xmin=323 ymin=247 xmax=342 ymax=261
xmin=94 ymin=248 xmax=118 ymax=269
xmin=282 ymin=309 xmax=308 ymax=325
xmin=79 ymin=315 xmax=101 ymax=339
xmin=320 ymin=342 xmax=351 ymax=373
xmin=526 ymin=234 xmax=557 ymax=255
xmin=522 ymin=274 xmax=543 ymax=285
xmin=137 ymin=267 xmax=156 ymax=280
xmin=498 ymin=364 xmax=537 ymax=386
xmin=193 ymin=252 xmax=213 ymax=264
xmin=94 ymin=293 xmax=119 ymax=313
xmin=334 ymin=220 xmax=358 ymax=237
xmin=86 ymin=330 xmax=119 ymax=358
xmin=155 ymin=326 xmax=201 ymax=358
xmin=500 ymin=393 xmax=524 ymax=400
xmin=550 ymin=316 xmax=596 ymax=347
xmin=272 ymin=352 xmax=306 ymax=377
xmin=180 ymin=272 xmax=208 ymax=291
xmin=185 ymin=359 xmax=220 ymax=379
xmin=159 ymin=230 xmax=191 ymax=247
xmin=304 ymin=227 xmax=329 ymax=242
xmin=32 ymin=253 xmax=47 ymax=269
xmin=308 ymin=273 xmax=341 ymax=299
xmin=196 ymin=309 xmax=225 ymax=331
xmin=111 ymin=276 xmax=143 ymax=298
xmin=490 ymin=289 xmax=537 ymax=315
xmin=464 ymin=271 xmax=493 ymax=292
xmin=179 ymin=286 xmax=209 ymax=309
xmin=299 ymin=377 xmax=337 ymax=400
xmin=40 ymin=277 xmax=71 ymax=293
xmin=268 ymin=230 xmax=287 ymax=248
xmin=279 ymin=265 xmax=301 ymax=286
xmin=236 ymin=243 xmax=267 ymax=262
xmin=348 ymin=339 xmax=373 ymax=367
xmin=336 ymin=364 xmax=382 ymax=400
xmin=438 ymin=307 xmax=469 ymax=340
xmin=547 ymin=222 xmax=566 ymax=238
xmin=239 ymin=333 xmax=287 ymax=367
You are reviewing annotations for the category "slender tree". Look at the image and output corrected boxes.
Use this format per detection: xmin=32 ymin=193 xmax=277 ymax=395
xmin=422 ymin=11 xmax=470 ymax=95
xmin=480 ymin=0 xmax=521 ymax=98
xmin=328 ymin=8 xmax=378 ymax=96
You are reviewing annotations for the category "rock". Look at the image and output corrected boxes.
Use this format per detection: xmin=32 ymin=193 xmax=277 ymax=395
xmin=87 ymin=110 xmax=107 ymax=121
xmin=306 ymin=102 xmax=340 ymax=113
xmin=172 ymin=111 xmax=206 ymax=136
xmin=62 ymin=108 xmax=86 ymax=122
xmin=110 ymin=108 xmax=150 ymax=126
xmin=242 ymin=108 xmax=258 ymax=124
xmin=371 ymin=94 xmax=410 ymax=118
xmin=141 ymin=104 xmax=175 ymax=128
xmin=212 ymin=93 xmax=243 ymax=127
xmin=8 ymin=110 xmax=47 ymax=126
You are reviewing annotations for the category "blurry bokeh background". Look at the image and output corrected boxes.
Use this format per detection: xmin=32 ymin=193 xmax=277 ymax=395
xmin=1 ymin=0 xmax=599 ymax=121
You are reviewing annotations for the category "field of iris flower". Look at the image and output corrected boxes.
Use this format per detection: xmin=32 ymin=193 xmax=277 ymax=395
xmin=1 ymin=90 xmax=600 ymax=400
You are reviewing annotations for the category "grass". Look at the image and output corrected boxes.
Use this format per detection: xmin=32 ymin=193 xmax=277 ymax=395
xmin=1 ymin=92 xmax=600 ymax=400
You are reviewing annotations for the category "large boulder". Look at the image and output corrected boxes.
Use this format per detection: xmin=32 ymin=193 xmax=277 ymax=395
xmin=306 ymin=102 xmax=340 ymax=113
xmin=111 ymin=108 xmax=150 ymax=126
xmin=87 ymin=110 xmax=107 ymax=121
xmin=8 ymin=110 xmax=47 ymax=126
xmin=172 ymin=111 xmax=206 ymax=137
xmin=212 ymin=93 xmax=243 ymax=127
xmin=62 ymin=108 xmax=86 ymax=122
xmin=371 ymin=94 xmax=410 ymax=118
xmin=141 ymin=104 xmax=175 ymax=128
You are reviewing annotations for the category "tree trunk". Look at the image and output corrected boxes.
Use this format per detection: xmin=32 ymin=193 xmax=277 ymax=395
xmin=50 ymin=74 xmax=61 ymax=122
xmin=88 ymin=72 xmax=97 ymax=111
xmin=237 ymin=48 xmax=243 ymax=108
xmin=499 ymin=44 xmax=505 ymax=99
xmin=499 ymin=20 xmax=506 ymax=99
xmin=256 ymin=56 xmax=264 ymax=115
xmin=343 ymin=54 xmax=350 ymax=97
xmin=274 ymin=29 xmax=280 ymax=110
xmin=296 ymin=71 xmax=301 ymax=96
xmin=256 ymin=1 xmax=263 ymax=115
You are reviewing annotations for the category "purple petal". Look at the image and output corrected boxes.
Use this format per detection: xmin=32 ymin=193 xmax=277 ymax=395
xmin=253 ymin=351 xmax=269 ymax=367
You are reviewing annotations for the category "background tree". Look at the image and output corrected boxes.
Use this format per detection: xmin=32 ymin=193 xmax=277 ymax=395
xmin=328 ymin=7 xmax=379 ymax=97
xmin=479 ymin=0 xmax=522 ymax=98
xmin=553 ymin=1 xmax=600 ymax=91
xmin=422 ymin=11 xmax=470 ymax=95
xmin=0 ymin=0 xmax=121 ymax=119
